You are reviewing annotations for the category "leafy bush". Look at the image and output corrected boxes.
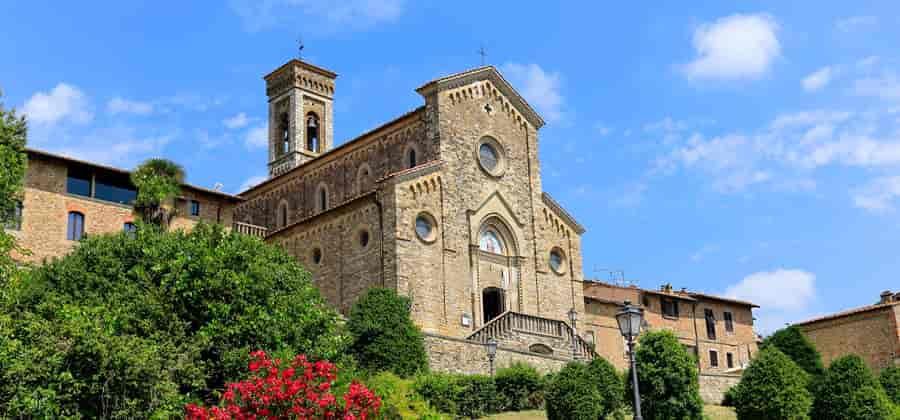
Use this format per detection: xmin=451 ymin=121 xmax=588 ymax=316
xmin=0 ymin=91 xmax=27 ymax=282
xmin=494 ymin=362 xmax=544 ymax=411
xmin=811 ymin=354 xmax=895 ymax=420
xmin=721 ymin=385 xmax=738 ymax=407
xmin=545 ymin=358 xmax=623 ymax=420
xmin=731 ymin=346 xmax=812 ymax=420
xmin=185 ymin=350 xmax=380 ymax=419
xmin=413 ymin=372 xmax=498 ymax=419
xmin=762 ymin=326 xmax=825 ymax=377
xmin=880 ymin=366 xmax=900 ymax=405
xmin=0 ymin=224 xmax=348 ymax=417
xmin=625 ymin=330 xmax=703 ymax=420
xmin=348 ymin=288 xmax=428 ymax=377
xmin=366 ymin=371 xmax=446 ymax=419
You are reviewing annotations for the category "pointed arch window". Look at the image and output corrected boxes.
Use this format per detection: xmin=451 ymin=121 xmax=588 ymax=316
xmin=479 ymin=228 xmax=505 ymax=254
xmin=306 ymin=113 xmax=320 ymax=153
xmin=407 ymin=147 xmax=417 ymax=168
xmin=317 ymin=185 xmax=328 ymax=212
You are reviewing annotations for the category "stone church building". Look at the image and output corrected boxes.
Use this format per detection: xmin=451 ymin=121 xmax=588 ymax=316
xmin=9 ymin=58 xmax=760 ymax=388
xmin=233 ymin=59 xmax=592 ymax=367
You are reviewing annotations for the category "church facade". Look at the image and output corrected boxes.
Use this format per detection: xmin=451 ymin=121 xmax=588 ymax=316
xmin=234 ymin=59 xmax=588 ymax=346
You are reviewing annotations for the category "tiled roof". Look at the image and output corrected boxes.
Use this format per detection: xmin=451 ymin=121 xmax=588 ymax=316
xmin=583 ymin=279 xmax=759 ymax=308
xmin=793 ymin=301 xmax=899 ymax=326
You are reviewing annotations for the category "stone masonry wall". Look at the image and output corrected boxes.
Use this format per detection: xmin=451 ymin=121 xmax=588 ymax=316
xmin=698 ymin=373 xmax=740 ymax=405
xmin=799 ymin=305 xmax=900 ymax=373
xmin=425 ymin=334 xmax=568 ymax=375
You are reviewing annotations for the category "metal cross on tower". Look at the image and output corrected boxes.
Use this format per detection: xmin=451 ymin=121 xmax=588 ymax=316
xmin=297 ymin=37 xmax=305 ymax=59
xmin=477 ymin=45 xmax=487 ymax=66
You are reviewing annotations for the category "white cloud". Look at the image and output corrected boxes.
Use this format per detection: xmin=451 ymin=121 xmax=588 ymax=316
xmin=230 ymin=0 xmax=404 ymax=33
xmin=857 ymin=56 xmax=880 ymax=71
xmin=836 ymin=15 xmax=878 ymax=33
xmin=725 ymin=269 xmax=816 ymax=333
xmin=245 ymin=125 xmax=268 ymax=148
xmin=107 ymin=97 xmax=154 ymax=116
xmin=595 ymin=122 xmax=612 ymax=137
xmin=238 ymin=174 xmax=268 ymax=193
xmin=853 ymin=176 xmax=900 ymax=212
xmin=690 ymin=244 xmax=719 ymax=262
xmin=501 ymin=63 xmax=566 ymax=123
xmin=802 ymin=66 xmax=834 ymax=92
xmin=682 ymin=13 xmax=780 ymax=81
xmin=22 ymin=83 xmax=93 ymax=125
xmin=224 ymin=112 xmax=252 ymax=129
xmin=44 ymin=126 xmax=176 ymax=167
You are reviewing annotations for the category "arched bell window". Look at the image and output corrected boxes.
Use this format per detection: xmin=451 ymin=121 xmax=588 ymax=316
xmin=279 ymin=113 xmax=290 ymax=156
xmin=306 ymin=112 xmax=320 ymax=153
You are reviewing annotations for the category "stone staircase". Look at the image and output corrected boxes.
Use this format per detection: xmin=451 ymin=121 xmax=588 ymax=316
xmin=467 ymin=311 xmax=595 ymax=360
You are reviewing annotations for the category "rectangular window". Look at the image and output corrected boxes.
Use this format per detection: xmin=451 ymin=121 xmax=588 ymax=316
xmin=94 ymin=171 xmax=136 ymax=204
xmin=67 ymin=212 xmax=85 ymax=241
xmin=710 ymin=350 xmax=719 ymax=367
xmin=123 ymin=222 xmax=137 ymax=236
xmin=190 ymin=200 xmax=200 ymax=217
xmin=66 ymin=165 xmax=92 ymax=197
xmin=705 ymin=308 xmax=717 ymax=340
xmin=726 ymin=352 xmax=734 ymax=368
xmin=3 ymin=201 xmax=22 ymax=231
xmin=724 ymin=311 xmax=734 ymax=333
xmin=661 ymin=298 xmax=679 ymax=318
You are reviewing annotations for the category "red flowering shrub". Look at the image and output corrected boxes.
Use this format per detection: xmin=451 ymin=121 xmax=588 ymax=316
xmin=185 ymin=350 xmax=380 ymax=420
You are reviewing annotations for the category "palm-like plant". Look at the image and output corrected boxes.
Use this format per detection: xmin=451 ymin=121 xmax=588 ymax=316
xmin=131 ymin=158 xmax=184 ymax=228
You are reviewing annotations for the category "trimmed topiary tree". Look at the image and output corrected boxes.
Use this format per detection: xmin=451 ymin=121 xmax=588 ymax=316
xmin=625 ymin=330 xmax=703 ymax=420
xmin=811 ymin=354 xmax=895 ymax=420
xmin=732 ymin=346 xmax=812 ymax=420
xmin=762 ymin=326 xmax=825 ymax=377
xmin=0 ymin=223 xmax=348 ymax=418
xmin=494 ymin=362 xmax=544 ymax=411
xmin=545 ymin=358 xmax=623 ymax=420
xmin=880 ymin=366 xmax=900 ymax=406
xmin=347 ymin=288 xmax=428 ymax=377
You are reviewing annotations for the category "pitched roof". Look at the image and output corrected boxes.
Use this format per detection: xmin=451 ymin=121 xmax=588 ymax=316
xmin=416 ymin=66 xmax=545 ymax=129
xmin=583 ymin=279 xmax=759 ymax=308
xmin=793 ymin=301 xmax=900 ymax=326
xmin=26 ymin=148 xmax=243 ymax=201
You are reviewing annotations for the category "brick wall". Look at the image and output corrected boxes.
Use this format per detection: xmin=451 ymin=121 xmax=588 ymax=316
xmin=798 ymin=304 xmax=900 ymax=373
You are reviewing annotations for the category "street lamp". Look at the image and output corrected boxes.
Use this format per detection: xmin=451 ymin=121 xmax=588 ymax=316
xmin=486 ymin=337 xmax=498 ymax=376
xmin=568 ymin=307 xmax=579 ymax=360
xmin=616 ymin=300 xmax=644 ymax=420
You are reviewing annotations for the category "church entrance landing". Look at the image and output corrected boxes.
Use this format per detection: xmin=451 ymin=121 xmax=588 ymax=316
xmin=466 ymin=311 xmax=595 ymax=361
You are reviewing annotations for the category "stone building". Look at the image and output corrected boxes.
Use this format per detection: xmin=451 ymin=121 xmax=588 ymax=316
xmin=795 ymin=290 xmax=900 ymax=373
xmin=582 ymin=281 xmax=759 ymax=403
xmin=7 ymin=148 xmax=241 ymax=263
xmin=233 ymin=59 xmax=592 ymax=370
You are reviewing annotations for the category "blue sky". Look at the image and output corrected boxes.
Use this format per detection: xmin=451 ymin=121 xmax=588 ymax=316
xmin=2 ymin=1 xmax=899 ymax=333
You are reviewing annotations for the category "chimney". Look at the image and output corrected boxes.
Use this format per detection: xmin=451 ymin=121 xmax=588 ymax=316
xmin=880 ymin=290 xmax=893 ymax=304
xmin=661 ymin=283 xmax=673 ymax=294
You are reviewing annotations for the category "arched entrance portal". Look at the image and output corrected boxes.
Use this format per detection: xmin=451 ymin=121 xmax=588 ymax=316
xmin=483 ymin=287 xmax=505 ymax=323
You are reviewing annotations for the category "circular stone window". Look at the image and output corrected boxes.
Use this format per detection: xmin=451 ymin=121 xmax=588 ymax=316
xmin=477 ymin=137 xmax=505 ymax=177
xmin=359 ymin=229 xmax=370 ymax=248
xmin=312 ymin=247 xmax=323 ymax=265
xmin=549 ymin=248 xmax=566 ymax=274
xmin=415 ymin=212 xmax=437 ymax=243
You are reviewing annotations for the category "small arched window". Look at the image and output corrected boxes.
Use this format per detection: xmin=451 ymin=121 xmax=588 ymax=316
xmin=277 ymin=201 xmax=289 ymax=228
xmin=67 ymin=211 xmax=85 ymax=241
xmin=279 ymin=113 xmax=290 ymax=156
xmin=407 ymin=147 xmax=417 ymax=168
xmin=306 ymin=113 xmax=320 ymax=153
xmin=317 ymin=186 xmax=328 ymax=212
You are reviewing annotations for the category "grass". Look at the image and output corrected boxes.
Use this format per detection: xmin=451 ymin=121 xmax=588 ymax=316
xmin=482 ymin=405 xmax=736 ymax=420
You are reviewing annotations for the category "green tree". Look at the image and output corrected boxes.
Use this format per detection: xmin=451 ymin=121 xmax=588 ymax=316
xmin=494 ymin=362 xmax=545 ymax=411
xmin=762 ymin=326 xmax=825 ymax=377
xmin=347 ymin=288 xmax=428 ymax=377
xmin=0 ymin=90 xmax=28 ymax=282
xmin=545 ymin=358 xmax=623 ymax=420
xmin=0 ymin=223 xmax=348 ymax=417
xmin=880 ymin=366 xmax=900 ymax=406
xmin=732 ymin=347 xmax=812 ymax=420
xmin=811 ymin=355 xmax=895 ymax=420
xmin=625 ymin=330 xmax=704 ymax=420
xmin=130 ymin=158 xmax=184 ymax=227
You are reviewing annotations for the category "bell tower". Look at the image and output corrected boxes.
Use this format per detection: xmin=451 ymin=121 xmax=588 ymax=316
xmin=264 ymin=59 xmax=337 ymax=177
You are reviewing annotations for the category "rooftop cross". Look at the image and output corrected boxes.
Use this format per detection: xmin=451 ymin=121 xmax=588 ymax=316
xmin=297 ymin=37 xmax=305 ymax=60
xmin=478 ymin=45 xmax=487 ymax=66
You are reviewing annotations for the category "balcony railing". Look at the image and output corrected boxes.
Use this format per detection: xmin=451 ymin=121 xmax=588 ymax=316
xmin=233 ymin=221 xmax=267 ymax=238
xmin=467 ymin=311 xmax=595 ymax=359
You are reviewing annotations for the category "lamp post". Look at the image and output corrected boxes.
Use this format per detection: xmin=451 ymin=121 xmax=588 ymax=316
xmin=486 ymin=337 xmax=498 ymax=376
xmin=568 ymin=307 xmax=579 ymax=360
xmin=616 ymin=300 xmax=644 ymax=420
